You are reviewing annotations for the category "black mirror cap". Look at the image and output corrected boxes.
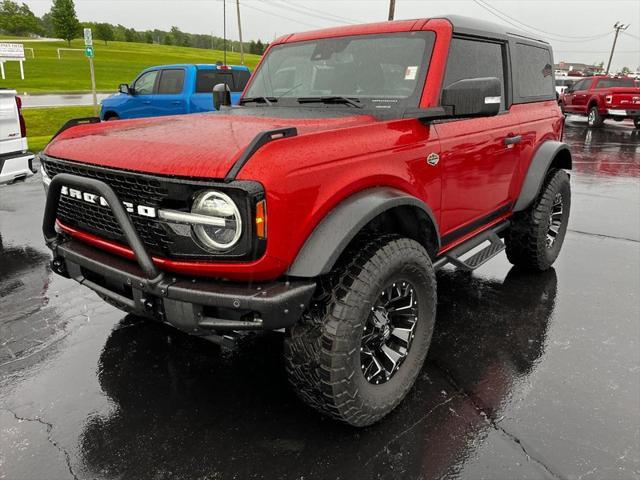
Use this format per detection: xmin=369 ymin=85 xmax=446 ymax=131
xmin=442 ymin=77 xmax=501 ymax=117
xmin=118 ymin=83 xmax=130 ymax=95
xmin=213 ymin=83 xmax=232 ymax=111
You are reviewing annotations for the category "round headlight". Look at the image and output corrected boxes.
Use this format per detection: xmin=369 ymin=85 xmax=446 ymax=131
xmin=191 ymin=191 xmax=242 ymax=251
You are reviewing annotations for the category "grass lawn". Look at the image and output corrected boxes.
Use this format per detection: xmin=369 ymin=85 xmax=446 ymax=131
xmin=23 ymin=106 xmax=94 ymax=153
xmin=0 ymin=38 xmax=261 ymax=94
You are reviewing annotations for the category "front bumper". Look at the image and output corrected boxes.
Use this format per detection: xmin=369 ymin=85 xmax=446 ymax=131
xmin=43 ymin=173 xmax=316 ymax=334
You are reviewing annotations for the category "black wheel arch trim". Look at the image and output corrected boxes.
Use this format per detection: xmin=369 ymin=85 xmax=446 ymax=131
xmin=287 ymin=187 xmax=440 ymax=278
xmin=513 ymin=140 xmax=572 ymax=212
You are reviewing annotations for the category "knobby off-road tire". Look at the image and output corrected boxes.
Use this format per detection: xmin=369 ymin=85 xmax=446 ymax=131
xmin=284 ymin=236 xmax=437 ymax=427
xmin=587 ymin=105 xmax=604 ymax=128
xmin=505 ymin=168 xmax=571 ymax=271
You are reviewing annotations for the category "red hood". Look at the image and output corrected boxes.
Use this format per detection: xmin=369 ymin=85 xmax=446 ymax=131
xmin=44 ymin=111 xmax=378 ymax=178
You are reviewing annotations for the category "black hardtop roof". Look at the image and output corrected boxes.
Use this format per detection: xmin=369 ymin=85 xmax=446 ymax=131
xmin=440 ymin=14 xmax=549 ymax=46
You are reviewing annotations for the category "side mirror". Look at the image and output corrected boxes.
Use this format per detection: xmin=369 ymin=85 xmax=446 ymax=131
xmin=212 ymin=83 xmax=231 ymax=110
xmin=119 ymin=83 xmax=130 ymax=95
xmin=441 ymin=77 xmax=501 ymax=117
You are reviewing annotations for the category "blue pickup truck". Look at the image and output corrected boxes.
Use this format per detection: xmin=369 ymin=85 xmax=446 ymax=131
xmin=100 ymin=64 xmax=251 ymax=120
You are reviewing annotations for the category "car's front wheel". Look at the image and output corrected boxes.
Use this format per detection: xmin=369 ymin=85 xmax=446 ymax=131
xmin=284 ymin=236 xmax=437 ymax=427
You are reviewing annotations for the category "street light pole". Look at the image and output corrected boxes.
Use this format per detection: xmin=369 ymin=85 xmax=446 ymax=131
xmin=236 ymin=0 xmax=244 ymax=65
xmin=605 ymin=22 xmax=629 ymax=75
xmin=388 ymin=0 xmax=396 ymax=21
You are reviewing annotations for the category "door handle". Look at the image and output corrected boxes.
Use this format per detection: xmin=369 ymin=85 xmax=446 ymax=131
xmin=504 ymin=135 xmax=522 ymax=146
xmin=142 ymin=100 xmax=151 ymax=104
xmin=171 ymin=101 xmax=181 ymax=105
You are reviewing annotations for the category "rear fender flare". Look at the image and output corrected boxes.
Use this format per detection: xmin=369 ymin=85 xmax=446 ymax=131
xmin=287 ymin=187 xmax=439 ymax=278
xmin=513 ymin=141 xmax=572 ymax=212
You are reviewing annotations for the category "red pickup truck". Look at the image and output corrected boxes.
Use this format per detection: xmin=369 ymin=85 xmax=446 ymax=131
xmin=41 ymin=15 xmax=571 ymax=426
xmin=560 ymin=75 xmax=640 ymax=128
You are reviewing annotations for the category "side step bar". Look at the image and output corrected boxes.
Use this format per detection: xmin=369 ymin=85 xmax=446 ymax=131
xmin=433 ymin=222 xmax=510 ymax=271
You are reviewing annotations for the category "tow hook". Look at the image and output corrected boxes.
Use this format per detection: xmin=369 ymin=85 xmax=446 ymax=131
xmin=50 ymin=257 xmax=69 ymax=278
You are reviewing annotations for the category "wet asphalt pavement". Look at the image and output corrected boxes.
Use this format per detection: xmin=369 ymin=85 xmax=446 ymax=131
xmin=1 ymin=116 xmax=639 ymax=480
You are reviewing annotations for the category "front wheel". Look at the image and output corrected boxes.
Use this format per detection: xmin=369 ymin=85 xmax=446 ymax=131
xmin=634 ymin=118 xmax=640 ymax=129
xmin=587 ymin=106 xmax=604 ymax=128
xmin=505 ymin=169 xmax=571 ymax=271
xmin=284 ymin=236 xmax=437 ymax=427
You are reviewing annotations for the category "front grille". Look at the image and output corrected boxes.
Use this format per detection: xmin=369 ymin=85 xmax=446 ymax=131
xmin=43 ymin=158 xmax=177 ymax=257
xmin=42 ymin=155 xmax=265 ymax=262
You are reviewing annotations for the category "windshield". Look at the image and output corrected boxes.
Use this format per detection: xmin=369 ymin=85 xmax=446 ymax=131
xmin=244 ymin=31 xmax=435 ymax=111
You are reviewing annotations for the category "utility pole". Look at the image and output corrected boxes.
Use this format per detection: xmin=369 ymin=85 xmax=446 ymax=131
xmin=223 ymin=0 xmax=227 ymax=65
xmin=388 ymin=0 xmax=396 ymax=21
xmin=236 ymin=0 xmax=244 ymax=65
xmin=606 ymin=22 xmax=629 ymax=75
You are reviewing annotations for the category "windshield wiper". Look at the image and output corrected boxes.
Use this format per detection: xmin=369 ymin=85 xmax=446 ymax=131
xmin=297 ymin=96 xmax=363 ymax=108
xmin=240 ymin=96 xmax=277 ymax=106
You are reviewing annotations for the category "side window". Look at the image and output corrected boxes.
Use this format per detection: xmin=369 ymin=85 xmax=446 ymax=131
xmin=514 ymin=43 xmax=554 ymax=99
xmin=443 ymin=37 xmax=506 ymax=109
xmin=195 ymin=70 xmax=234 ymax=93
xmin=572 ymin=79 xmax=588 ymax=92
xmin=133 ymin=71 xmax=158 ymax=95
xmin=157 ymin=69 xmax=185 ymax=94
xmin=232 ymin=70 xmax=251 ymax=91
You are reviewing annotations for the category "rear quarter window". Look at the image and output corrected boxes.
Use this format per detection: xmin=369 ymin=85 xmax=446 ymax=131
xmin=513 ymin=43 xmax=555 ymax=100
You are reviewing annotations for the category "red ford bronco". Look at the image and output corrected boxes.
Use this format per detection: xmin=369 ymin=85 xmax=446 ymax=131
xmin=560 ymin=75 xmax=640 ymax=128
xmin=41 ymin=16 xmax=571 ymax=426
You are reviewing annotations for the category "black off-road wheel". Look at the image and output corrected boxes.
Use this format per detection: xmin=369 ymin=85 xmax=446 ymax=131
xmin=587 ymin=105 xmax=604 ymax=128
xmin=284 ymin=236 xmax=437 ymax=427
xmin=505 ymin=169 xmax=571 ymax=271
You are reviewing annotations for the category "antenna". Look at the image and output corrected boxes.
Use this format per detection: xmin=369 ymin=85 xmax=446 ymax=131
xmin=223 ymin=0 xmax=227 ymax=65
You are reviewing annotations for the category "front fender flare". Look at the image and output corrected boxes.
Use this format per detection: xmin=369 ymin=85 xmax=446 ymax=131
xmin=287 ymin=187 xmax=439 ymax=278
xmin=513 ymin=141 xmax=572 ymax=212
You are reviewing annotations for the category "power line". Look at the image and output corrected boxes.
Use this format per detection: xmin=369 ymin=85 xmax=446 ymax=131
xmin=266 ymin=0 xmax=355 ymax=25
xmin=474 ymin=0 xmax=611 ymax=40
xmin=472 ymin=0 xmax=613 ymax=43
xmin=270 ymin=0 xmax=359 ymax=25
xmin=237 ymin=1 xmax=323 ymax=28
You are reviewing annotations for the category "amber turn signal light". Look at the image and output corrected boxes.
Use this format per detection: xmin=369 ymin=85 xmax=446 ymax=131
xmin=255 ymin=200 xmax=267 ymax=239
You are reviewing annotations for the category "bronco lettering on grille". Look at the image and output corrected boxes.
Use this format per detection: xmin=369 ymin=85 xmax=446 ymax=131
xmin=61 ymin=186 xmax=157 ymax=218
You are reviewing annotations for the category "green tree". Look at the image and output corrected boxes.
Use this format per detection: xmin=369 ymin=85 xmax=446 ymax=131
xmin=123 ymin=27 xmax=139 ymax=42
xmin=50 ymin=0 xmax=80 ymax=46
xmin=143 ymin=31 xmax=153 ymax=44
xmin=94 ymin=22 xmax=114 ymax=45
xmin=0 ymin=0 xmax=41 ymax=36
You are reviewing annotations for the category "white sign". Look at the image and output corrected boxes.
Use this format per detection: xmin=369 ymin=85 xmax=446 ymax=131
xmin=0 ymin=43 xmax=25 ymax=60
xmin=84 ymin=28 xmax=93 ymax=46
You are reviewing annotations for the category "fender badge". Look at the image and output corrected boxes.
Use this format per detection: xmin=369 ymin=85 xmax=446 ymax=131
xmin=426 ymin=152 xmax=440 ymax=166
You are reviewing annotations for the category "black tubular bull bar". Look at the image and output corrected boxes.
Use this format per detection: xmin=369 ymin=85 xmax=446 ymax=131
xmin=43 ymin=173 xmax=316 ymax=333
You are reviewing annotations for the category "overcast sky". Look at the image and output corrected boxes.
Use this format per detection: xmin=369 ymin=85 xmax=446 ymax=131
xmin=21 ymin=0 xmax=640 ymax=71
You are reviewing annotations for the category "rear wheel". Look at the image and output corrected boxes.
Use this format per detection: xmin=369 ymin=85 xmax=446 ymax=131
xmin=634 ymin=118 xmax=640 ymax=129
xmin=505 ymin=169 xmax=571 ymax=271
xmin=284 ymin=236 xmax=437 ymax=427
xmin=587 ymin=105 xmax=604 ymax=128
xmin=104 ymin=113 xmax=120 ymax=121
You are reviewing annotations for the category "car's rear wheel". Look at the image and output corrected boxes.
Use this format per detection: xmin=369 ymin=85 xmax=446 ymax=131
xmin=587 ymin=105 xmax=604 ymax=128
xmin=505 ymin=168 xmax=571 ymax=271
xmin=284 ymin=235 xmax=437 ymax=427
xmin=104 ymin=113 xmax=120 ymax=121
